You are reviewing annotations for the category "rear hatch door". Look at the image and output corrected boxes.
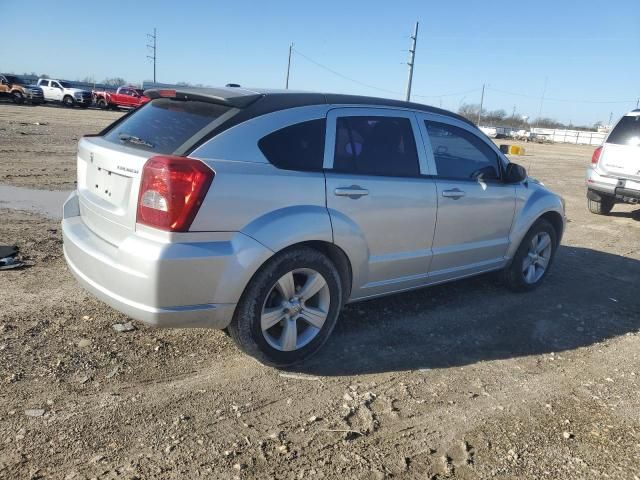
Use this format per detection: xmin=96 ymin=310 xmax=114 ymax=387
xmin=600 ymin=114 xmax=640 ymax=181
xmin=77 ymin=96 xmax=243 ymax=245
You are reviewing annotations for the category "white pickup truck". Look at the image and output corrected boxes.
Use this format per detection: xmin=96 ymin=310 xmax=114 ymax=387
xmin=36 ymin=78 xmax=93 ymax=108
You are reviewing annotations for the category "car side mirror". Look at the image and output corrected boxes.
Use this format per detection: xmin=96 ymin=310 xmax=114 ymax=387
xmin=504 ymin=162 xmax=527 ymax=183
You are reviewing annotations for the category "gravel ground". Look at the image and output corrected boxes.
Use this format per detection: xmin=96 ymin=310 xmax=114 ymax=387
xmin=0 ymin=103 xmax=121 ymax=190
xmin=1 ymin=103 xmax=639 ymax=479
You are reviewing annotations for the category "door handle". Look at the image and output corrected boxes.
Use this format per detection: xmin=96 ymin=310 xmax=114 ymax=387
xmin=442 ymin=188 xmax=466 ymax=199
xmin=334 ymin=186 xmax=369 ymax=199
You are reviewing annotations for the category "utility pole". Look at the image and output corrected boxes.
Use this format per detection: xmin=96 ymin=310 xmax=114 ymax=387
xmin=608 ymin=111 xmax=613 ymax=127
xmin=405 ymin=21 xmax=419 ymax=102
xmin=285 ymin=43 xmax=293 ymax=89
xmin=146 ymin=28 xmax=157 ymax=84
xmin=534 ymin=76 xmax=548 ymax=132
xmin=477 ymin=83 xmax=485 ymax=126
xmin=636 ymin=97 xmax=639 ymax=109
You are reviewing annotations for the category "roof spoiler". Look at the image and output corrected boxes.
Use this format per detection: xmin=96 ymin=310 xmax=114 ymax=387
xmin=144 ymin=87 xmax=263 ymax=109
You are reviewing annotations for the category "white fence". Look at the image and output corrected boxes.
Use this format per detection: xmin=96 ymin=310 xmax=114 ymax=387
xmin=531 ymin=128 xmax=606 ymax=146
xmin=480 ymin=125 xmax=606 ymax=146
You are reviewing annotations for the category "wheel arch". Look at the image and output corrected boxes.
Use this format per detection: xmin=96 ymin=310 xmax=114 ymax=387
xmin=240 ymin=205 xmax=354 ymax=300
xmin=289 ymin=240 xmax=353 ymax=300
xmin=507 ymin=187 xmax=565 ymax=260
xmin=539 ymin=210 xmax=564 ymax=241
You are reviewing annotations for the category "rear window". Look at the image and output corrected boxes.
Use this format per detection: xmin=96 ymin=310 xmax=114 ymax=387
xmin=103 ymin=98 xmax=231 ymax=154
xmin=258 ymin=119 xmax=326 ymax=171
xmin=607 ymin=115 xmax=640 ymax=147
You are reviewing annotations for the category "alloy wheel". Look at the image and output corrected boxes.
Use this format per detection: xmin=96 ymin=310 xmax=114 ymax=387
xmin=522 ymin=231 xmax=552 ymax=284
xmin=261 ymin=268 xmax=330 ymax=351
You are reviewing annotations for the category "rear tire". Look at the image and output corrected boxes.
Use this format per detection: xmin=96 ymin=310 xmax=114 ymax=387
xmin=588 ymin=196 xmax=614 ymax=215
xmin=227 ymin=247 xmax=343 ymax=367
xmin=503 ymin=219 xmax=558 ymax=292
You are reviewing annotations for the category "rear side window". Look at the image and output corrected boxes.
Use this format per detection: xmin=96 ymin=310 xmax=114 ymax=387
xmin=425 ymin=121 xmax=501 ymax=181
xmin=333 ymin=116 xmax=420 ymax=177
xmin=607 ymin=115 xmax=640 ymax=147
xmin=258 ymin=119 xmax=326 ymax=171
xmin=103 ymin=98 xmax=231 ymax=154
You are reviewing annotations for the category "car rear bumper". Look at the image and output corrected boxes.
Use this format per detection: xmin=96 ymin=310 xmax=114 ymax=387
xmin=586 ymin=168 xmax=640 ymax=202
xmin=62 ymin=192 xmax=272 ymax=329
xmin=586 ymin=167 xmax=617 ymax=194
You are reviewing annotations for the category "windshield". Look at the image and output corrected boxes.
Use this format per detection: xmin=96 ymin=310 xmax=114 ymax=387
xmin=5 ymin=75 xmax=22 ymax=84
xmin=59 ymin=81 xmax=72 ymax=88
xmin=607 ymin=115 xmax=640 ymax=147
xmin=103 ymin=98 xmax=232 ymax=154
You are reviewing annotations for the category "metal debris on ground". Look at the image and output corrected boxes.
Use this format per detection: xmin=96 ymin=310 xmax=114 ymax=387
xmin=0 ymin=245 xmax=25 ymax=270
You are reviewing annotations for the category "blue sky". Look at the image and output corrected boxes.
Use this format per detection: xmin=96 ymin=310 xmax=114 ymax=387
xmin=3 ymin=0 xmax=639 ymax=125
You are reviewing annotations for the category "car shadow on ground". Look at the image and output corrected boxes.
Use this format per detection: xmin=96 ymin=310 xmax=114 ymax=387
xmin=294 ymin=246 xmax=640 ymax=376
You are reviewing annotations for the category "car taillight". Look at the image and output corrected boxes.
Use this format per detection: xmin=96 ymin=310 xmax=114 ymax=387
xmin=136 ymin=156 xmax=214 ymax=232
xmin=591 ymin=146 xmax=603 ymax=165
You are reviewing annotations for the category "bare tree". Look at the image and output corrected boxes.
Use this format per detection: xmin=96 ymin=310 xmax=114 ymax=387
xmin=458 ymin=103 xmax=480 ymax=121
xmin=102 ymin=77 xmax=127 ymax=87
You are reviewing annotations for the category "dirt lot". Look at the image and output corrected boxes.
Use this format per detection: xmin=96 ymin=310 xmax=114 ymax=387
xmin=0 ymin=104 xmax=121 ymax=190
xmin=1 ymin=103 xmax=639 ymax=479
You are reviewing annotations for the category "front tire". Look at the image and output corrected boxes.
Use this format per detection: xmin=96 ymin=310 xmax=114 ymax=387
xmin=503 ymin=219 xmax=558 ymax=292
xmin=97 ymin=98 xmax=108 ymax=109
xmin=228 ymin=247 xmax=343 ymax=367
xmin=588 ymin=196 xmax=614 ymax=215
xmin=12 ymin=91 xmax=24 ymax=104
xmin=62 ymin=95 xmax=75 ymax=108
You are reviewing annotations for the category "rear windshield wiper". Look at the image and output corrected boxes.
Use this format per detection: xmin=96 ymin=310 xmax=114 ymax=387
xmin=118 ymin=133 xmax=154 ymax=149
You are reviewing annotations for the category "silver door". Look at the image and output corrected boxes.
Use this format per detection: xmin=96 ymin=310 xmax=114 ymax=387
xmin=417 ymin=114 xmax=516 ymax=280
xmin=324 ymin=107 xmax=437 ymax=299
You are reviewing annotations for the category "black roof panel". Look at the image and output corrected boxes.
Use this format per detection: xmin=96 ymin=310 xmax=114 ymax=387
xmin=179 ymin=88 xmax=477 ymax=153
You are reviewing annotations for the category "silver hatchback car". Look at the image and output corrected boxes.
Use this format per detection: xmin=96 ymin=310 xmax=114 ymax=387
xmin=62 ymin=87 xmax=566 ymax=366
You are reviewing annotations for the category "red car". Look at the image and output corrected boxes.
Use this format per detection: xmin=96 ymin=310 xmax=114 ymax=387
xmin=93 ymin=86 xmax=150 ymax=110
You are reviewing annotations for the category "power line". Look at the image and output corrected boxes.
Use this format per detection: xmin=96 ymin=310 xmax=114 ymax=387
xmin=487 ymin=86 xmax=634 ymax=104
xmin=412 ymin=88 xmax=482 ymax=98
xmin=290 ymin=47 xmax=636 ymax=107
xmin=292 ymin=48 xmax=400 ymax=95
xmin=292 ymin=48 xmax=480 ymax=99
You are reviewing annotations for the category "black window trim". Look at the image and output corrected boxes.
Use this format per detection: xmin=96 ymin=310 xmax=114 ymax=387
xmin=325 ymin=107 xmax=427 ymax=179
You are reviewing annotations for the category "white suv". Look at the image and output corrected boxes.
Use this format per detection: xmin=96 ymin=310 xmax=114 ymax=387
xmin=587 ymin=109 xmax=640 ymax=214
